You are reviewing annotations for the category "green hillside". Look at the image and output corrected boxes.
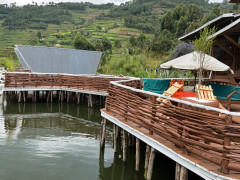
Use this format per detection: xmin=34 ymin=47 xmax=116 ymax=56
xmin=0 ymin=0 xmax=238 ymax=76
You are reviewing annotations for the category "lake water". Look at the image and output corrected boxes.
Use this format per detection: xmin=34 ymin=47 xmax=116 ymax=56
xmin=0 ymin=101 xmax=202 ymax=180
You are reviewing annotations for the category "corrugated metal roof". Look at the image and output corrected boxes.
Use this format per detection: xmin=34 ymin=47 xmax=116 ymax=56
xmin=179 ymin=13 xmax=235 ymax=41
xmin=14 ymin=45 xmax=102 ymax=74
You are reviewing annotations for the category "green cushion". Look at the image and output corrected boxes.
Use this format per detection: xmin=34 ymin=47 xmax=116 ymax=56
xmin=207 ymin=83 xmax=240 ymax=101
xmin=143 ymin=79 xmax=170 ymax=94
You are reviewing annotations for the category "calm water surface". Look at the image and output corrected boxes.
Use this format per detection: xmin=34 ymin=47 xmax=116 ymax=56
xmin=0 ymin=101 xmax=201 ymax=180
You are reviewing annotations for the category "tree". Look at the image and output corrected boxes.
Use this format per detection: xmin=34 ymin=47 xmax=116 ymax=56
xmin=129 ymin=35 xmax=137 ymax=47
xmin=102 ymin=36 xmax=112 ymax=52
xmin=193 ymin=27 xmax=215 ymax=97
xmin=73 ymin=32 xmax=95 ymax=51
xmin=114 ymin=39 xmax=122 ymax=48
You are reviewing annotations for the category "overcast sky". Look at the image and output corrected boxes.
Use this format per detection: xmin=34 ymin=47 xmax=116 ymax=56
xmin=0 ymin=0 xmax=223 ymax=6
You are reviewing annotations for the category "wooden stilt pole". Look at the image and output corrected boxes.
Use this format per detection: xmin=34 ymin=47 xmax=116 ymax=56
xmin=144 ymin=145 xmax=151 ymax=179
xmin=23 ymin=91 xmax=26 ymax=103
xmin=18 ymin=91 xmax=22 ymax=103
xmin=114 ymin=124 xmax=117 ymax=153
xmin=175 ymin=163 xmax=181 ymax=180
xmin=61 ymin=91 xmax=64 ymax=102
xmin=122 ymin=130 xmax=127 ymax=164
xmin=58 ymin=91 xmax=61 ymax=102
xmin=51 ymin=91 xmax=53 ymax=102
xmin=100 ymin=117 xmax=106 ymax=148
xmin=136 ymin=138 xmax=140 ymax=172
xmin=77 ymin=93 xmax=80 ymax=104
xmin=67 ymin=91 xmax=70 ymax=103
xmin=116 ymin=125 xmax=119 ymax=139
xmin=180 ymin=165 xmax=188 ymax=180
xmin=88 ymin=94 xmax=93 ymax=107
xmin=146 ymin=147 xmax=155 ymax=180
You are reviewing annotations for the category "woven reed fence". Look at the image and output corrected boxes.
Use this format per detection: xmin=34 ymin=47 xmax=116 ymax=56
xmin=106 ymin=79 xmax=240 ymax=174
xmin=4 ymin=72 xmax=126 ymax=93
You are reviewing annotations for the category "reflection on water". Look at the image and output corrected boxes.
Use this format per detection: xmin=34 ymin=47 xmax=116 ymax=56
xmin=0 ymin=102 xmax=201 ymax=180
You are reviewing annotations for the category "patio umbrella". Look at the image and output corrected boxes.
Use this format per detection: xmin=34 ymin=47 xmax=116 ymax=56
xmin=160 ymin=51 xmax=233 ymax=73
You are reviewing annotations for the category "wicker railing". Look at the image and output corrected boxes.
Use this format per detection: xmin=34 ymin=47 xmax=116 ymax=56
xmin=4 ymin=72 xmax=127 ymax=93
xmin=106 ymin=79 xmax=240 ymax=174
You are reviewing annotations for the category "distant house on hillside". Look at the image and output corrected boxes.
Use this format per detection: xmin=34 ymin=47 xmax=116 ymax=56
xmin=14 ymin=45 xmax=102 ymax=74
xmin=179 ymin=13 xmax=240 ymax=74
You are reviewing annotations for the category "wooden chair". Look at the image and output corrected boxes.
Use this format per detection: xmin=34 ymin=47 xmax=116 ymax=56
xmin=196 ymin=84 xmax=227 ymax=111
xmin=157 ymin=82 xmax=183 ymax=103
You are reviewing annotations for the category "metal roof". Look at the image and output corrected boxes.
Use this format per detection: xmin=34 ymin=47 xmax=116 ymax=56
xmin=179 ymin=13 xmax=235 ymax=41
xmin=15 ymin=45 xmax=102 ymax=74
xmin=208 ymin=17 xmax=240 ymax=39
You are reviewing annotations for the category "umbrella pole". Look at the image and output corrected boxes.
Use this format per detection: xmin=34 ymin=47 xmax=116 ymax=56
xmin=194 ymin=71 xmax=197 ymax=92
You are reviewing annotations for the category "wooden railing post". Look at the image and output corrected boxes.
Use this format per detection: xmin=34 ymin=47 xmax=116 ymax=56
xmin=221 ymin=115 xmax=232 ymax=174
xmin=149 ymin=96 xmax=156 ymax=135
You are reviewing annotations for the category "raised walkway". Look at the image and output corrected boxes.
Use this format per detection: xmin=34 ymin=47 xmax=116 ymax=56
xmin=3 ymin=72 xmax=240 ymax=180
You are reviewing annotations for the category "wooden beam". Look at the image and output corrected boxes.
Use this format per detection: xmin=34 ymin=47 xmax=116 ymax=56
xmin=223 ymin=33 xmax=240 ymax=49
xmin=215 ymin=40 xmax=234 ymax=57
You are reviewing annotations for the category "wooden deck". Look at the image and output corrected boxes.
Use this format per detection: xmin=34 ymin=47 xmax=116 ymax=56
xmin=3 ymin=72 xmax=240 ymax=180
xmin=102 ymin=109 xmax=240 ymax=180
xmin=104 ymin=79 xmax=240 ymax=180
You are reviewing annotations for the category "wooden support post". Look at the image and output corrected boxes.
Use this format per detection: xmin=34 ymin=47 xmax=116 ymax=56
xmin=146 ymin=147 xmax=155 ymax=180
xmin=67 ymin=91 xmax=70 ymax=103
xmin=18 ymin=91 xmax=22 ymax=103
xmin=175 ymin=163 xmax=188 ymax=180
xmin=122 ymin=130 xmax=127 ymax=164
xmin=113 ymin=124 xmax=117 ymax=153
xmin=116 ymin=125 xmax=119 ymax=139
xmin=88 ymin=94 xmax=93 ymax=107
xmin=180 ymin=165 xmax=188 ymax=180
xmin=100 ymin=117 xmax=106 ymax=148
xmin=58 ymin=91 xmax=61 ymax=102
xmin=144 ymin=145 xmax=151 ymax=179
xmin=61 ymin=91 xmax=64 ymax=102
xmin=51 ymin=91 xmax=53 ymax=102
xmin=77 ymin=93 xmax=81 ymax=104
xmin=136 ymin=138 xmax=140 ymax=172
xmin=175 ymin=163 xmax=181 ymax=180
xmin=23 ymin=91 xmax=26 ymax=103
